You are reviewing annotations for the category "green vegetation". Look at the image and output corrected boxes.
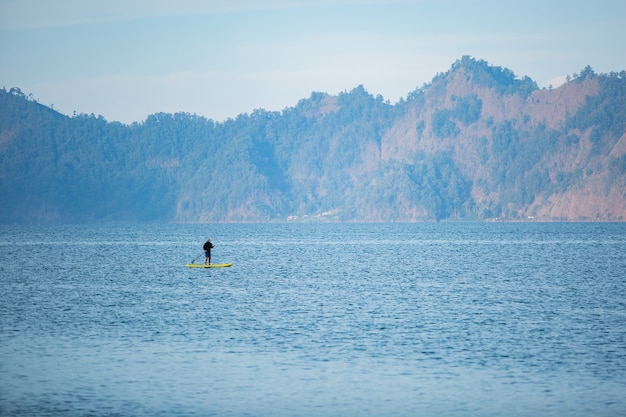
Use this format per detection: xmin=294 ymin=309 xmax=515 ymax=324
xmin=407 ymin=153 xmax=473 ymax=220
xmin=1 ymin=57 xmax=625 ymax=223
xmin=450 ymin=56 xmax=538 ymax=96
xmin=432 ymin=94 xmax=483 ymax=138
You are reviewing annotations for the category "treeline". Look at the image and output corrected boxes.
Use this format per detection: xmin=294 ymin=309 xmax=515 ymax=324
xmin=1 ymin=57 xmax=625 ymax=223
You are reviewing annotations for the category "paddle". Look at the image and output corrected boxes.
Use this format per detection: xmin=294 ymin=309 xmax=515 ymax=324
xmin=189 ymin=252 xmax=205 ymax=264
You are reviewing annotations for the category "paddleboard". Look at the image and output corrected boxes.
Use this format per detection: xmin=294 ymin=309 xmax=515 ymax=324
xmin=186 ymin=263 xmax=233 ymax=268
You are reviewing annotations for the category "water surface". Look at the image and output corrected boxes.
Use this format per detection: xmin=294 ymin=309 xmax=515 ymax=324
xmin=1 ymin=223 xmax=625 ymax=416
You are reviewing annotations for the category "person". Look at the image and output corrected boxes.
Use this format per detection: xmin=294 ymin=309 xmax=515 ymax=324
xmin=203 ymin=238 xmax=214 ymax=265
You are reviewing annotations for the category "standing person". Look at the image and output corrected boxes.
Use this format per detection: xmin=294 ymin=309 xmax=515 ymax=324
xmin=203 ymin=238 xmax=214 ymax=265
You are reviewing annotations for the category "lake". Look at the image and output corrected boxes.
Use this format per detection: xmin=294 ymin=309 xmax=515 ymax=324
xmin=1 ymin=222 xmax=625 ymax=416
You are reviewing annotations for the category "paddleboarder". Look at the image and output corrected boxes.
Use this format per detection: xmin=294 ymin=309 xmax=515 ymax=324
xmin=203 ymin=238 xmax=214 ymax=265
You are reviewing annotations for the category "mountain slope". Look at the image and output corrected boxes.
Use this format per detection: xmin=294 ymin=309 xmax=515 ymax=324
xmin=380 ymin=58 xmax=626 ymax=220
xmin=1 ymin=57 xmax=625 ymax=223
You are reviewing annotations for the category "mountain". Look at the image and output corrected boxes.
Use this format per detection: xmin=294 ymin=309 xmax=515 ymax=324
xmin=1 ymin=56 xmax=626 ymax=223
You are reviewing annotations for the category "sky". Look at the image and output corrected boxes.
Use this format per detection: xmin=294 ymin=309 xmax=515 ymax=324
xmin=1 ymin=0 xmax=625 ymax=124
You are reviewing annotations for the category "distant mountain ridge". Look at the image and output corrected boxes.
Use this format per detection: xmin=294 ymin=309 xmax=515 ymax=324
xmin=1 ymin=56 xmax=625 ymax=223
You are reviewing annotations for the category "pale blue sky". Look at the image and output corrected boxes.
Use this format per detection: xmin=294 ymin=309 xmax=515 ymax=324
xmin=1 ymin=0 xmax=625 ymax=123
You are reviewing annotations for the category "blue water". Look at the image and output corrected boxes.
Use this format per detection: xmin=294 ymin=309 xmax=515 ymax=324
xmin=1 ymin=223 xmax=625 ymax=416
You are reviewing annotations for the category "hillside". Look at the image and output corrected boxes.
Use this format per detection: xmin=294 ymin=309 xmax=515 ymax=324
xmin=1 ymin=56 xmax=625 ymax=223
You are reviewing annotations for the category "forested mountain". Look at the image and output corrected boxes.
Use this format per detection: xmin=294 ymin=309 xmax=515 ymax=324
xmin=2 ymin=56 xmax=626 ymax=223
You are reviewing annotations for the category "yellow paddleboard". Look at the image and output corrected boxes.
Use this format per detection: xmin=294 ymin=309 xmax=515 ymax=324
xmin=185 ymin=263 xmax=233 ymax=268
